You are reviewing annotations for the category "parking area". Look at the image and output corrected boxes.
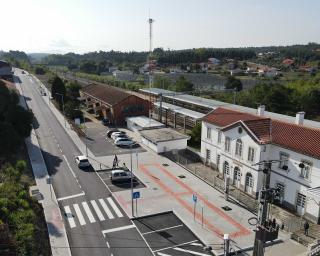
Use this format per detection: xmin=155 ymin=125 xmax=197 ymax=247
xmin=81 ymin=121 xmax=145 ymax=157
xmin=133 ymin=212 xmax=214 ymax=256
xmin=97 ymin=169 xmax=146 ymax=192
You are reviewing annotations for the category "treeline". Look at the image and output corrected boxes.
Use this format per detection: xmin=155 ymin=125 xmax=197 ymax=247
xmin=206 ymin=74 xmax=320 ymax=120
xmin=0 ymin=51 xmax=31 ymax=70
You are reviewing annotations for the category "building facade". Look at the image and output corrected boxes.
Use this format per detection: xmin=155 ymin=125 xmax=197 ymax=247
xmin=201 ymin=106 xmax=320 ymax=223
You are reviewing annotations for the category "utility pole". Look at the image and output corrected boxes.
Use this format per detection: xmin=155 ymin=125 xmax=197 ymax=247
xmin=148 ymin=17 xmax=154 ymax=124
xmin=130 ymin=144 xmax=134 ymax=217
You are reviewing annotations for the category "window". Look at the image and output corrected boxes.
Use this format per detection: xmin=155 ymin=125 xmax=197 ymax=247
xmin=279 ymin=152 xmax=289 ymax=169
xmin=276 ymin=183 xmax=285 ymax=202
xmin=233 ymin=167 xmax=241 ymax=185
xmin=223 ymin=161 xmax=230 ymax=176
xmin=235 ymin=139 xmax=243 ymax=157
xmin=217 ymin=131 xmax=222 ymax=144
xmin=300 ymin=160 xmax=312 ymax=180
xmin=297 ymin=193 xmax=306 ymax=207
xmin=245 ymin=173 xmax=253 ymax=193
xmin=248 ymin=147 xmax=255 ymax=162
xmin=206 ymin=127 xmax=211 ymax=140
xmin=216 ymin=154 xmax=221 ymax=168
xmin=225 ymin=137 xmax=231 ymax=152
xmin=205 ymin=149 xmax=211 ymax=163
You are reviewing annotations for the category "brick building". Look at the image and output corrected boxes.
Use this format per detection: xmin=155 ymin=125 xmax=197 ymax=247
xmin=80 ymin=84 xmax=149 ymax=125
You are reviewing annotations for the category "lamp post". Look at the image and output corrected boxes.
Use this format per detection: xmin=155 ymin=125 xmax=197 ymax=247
xmin=130 ymin=144 xmax=134 ymax=217
xmin=55 ymin=93 xmax=66 ymax=127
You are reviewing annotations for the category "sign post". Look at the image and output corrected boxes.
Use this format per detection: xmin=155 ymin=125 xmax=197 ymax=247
xmin=133 ymin=191 xmax=140 ymax=217
xmin=192 ymin=194 xmax=197 ymax=221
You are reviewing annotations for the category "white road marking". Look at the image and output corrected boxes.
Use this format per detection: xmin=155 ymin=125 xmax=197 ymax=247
xmin=99 ymin=199 xmax=114 ymax=219
xmin=190 ymin=242 xmax=203 ymax=247
xmin=73 ymin=204 xmax=86 ymax=226
xmin=62 ymin=155 xmax=77 ymax=178
xmin=82 ymin=202 xmax=96 ymax=223
xmin=64 ymin=206 xmax=76 ymax=228
xmin=102 ymin=225 xmax=135 ymax=235
xmin=107 ymin=197 xmax=123 ymax=217
xmin=106 ymin=241 xmax=110 ymax=248
xmin=57 ymin=192 xmax=85 ymax=201
xmin=153 ymin=240 xmax=198 ymax=253
xmin=157 ymin=253 xmax=171 ymax=256
xmin=91 ymin=200 xmax=105 ymax=221
xmin=142 ymin=224 xmax=183 ymax=235
xmin=173 ymin=247 xmax=210 ymax=256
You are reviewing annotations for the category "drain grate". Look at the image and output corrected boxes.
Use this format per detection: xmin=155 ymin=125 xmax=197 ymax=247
xmin=178 ymin=175 xmax=186 ymax=179
xmin=162 ymin=163 xmax=169 ymax=166
xmin=221 ymin=206 xmax=232 ymax=211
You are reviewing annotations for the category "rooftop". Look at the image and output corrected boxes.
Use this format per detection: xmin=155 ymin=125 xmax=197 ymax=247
xmin=126 ymin=116 xmax=165 ymax=129
xmin=204 ymin=107 xmax=320 ymax=159
xmin=140 ymin=128 xmax=190 ymax=144
xmin=154 ymin=102 xmax=205 ymax=120
xmin=80 ymin=83 xmax=131 ymax=106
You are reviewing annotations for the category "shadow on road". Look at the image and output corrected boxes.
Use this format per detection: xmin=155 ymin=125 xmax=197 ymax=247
xmin=47 ymin=222 xmax=63 ymax=237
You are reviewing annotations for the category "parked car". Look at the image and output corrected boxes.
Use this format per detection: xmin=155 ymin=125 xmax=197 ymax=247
xmin=110 ymin=169 xmax=133 ymax=182
xmin=114 ymin=138 xmax=135 ymax=147
xmin=111 ymin=131 xmax=126 ymax=140
xmin=75 ymin=155 xmax=91 ymax=168
xmin=101 ymin=118 xmax=109 ymax=126
xmin=106 ymin=129 xmax=119 ymax=138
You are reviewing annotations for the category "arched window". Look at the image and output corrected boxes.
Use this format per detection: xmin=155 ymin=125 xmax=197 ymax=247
xmin=235 ymin=139 xmax=243 ymax=157
xmin=225 ymin=137 xmax=231 ymax=152
xmin=245 ymin=172 xmax=253 ymax=193
xmin=223 ymin=161 xmax=230 ymax=176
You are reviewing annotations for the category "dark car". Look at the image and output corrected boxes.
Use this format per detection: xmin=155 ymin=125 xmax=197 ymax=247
xmin=101 ymin=118 xmax=109 ymax=126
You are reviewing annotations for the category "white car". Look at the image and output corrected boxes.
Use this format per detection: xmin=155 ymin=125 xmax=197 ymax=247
xmin=114 ymin=138 xmax=135 ymax=147
xmin=75 ymin=155 xmax=91 ymax=168
xmin=111 ymin=131 xmax=126 ymax=140
xmin=111 ymin=169 xmax=133 ymax=182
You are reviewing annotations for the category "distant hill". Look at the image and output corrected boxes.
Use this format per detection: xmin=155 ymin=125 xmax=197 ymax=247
xmin=28 ymin=53 xmax=50 ymax=63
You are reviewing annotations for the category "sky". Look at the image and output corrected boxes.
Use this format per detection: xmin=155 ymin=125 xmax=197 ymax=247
xmin=1 ymin=0 xmax=320 ymax=54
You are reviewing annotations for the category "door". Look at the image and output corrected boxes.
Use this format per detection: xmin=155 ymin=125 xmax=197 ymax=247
xmin=276 ymin=183 xmax=285 ymax=204
xmin=245 ymin=173 xmax=253 ymax=194
xmin=296 ymin=193 xmax=306 ymax=215
xmin=233 ymin=167 xmax=241 ymax=188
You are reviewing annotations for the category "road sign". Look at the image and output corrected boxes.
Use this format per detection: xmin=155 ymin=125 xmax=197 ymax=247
xmin=192 ymin=194 xmax=197 ymax=203
xmin=133 ymin=191 xmax=140 ymax=199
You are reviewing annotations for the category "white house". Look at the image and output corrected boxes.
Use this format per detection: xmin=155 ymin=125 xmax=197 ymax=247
xmin=201 ymin=106 xmax=320 ymax=223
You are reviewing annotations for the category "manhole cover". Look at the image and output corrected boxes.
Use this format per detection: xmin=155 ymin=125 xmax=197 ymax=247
xmin=153 ymin=187 xmax=158 ymax=190
xmin=178 ymin=175 xmax=186 ymax=179
xmin=162 ymin=163 xmax=169 ymax=166
xmin=221 ymin=206 xmax=232 ymax=211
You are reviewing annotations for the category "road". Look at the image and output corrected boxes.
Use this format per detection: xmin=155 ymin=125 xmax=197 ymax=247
xmin=15 ymin=70 xmax=153 ymax=256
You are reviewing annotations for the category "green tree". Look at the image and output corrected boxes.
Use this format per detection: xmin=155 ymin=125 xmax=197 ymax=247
xmin=66 ymin=81 xmax=81 ymax=101
xmin=51 ymin=76 xmax=66 ymax=106
xmin=225 ymin=76 xmax=243 ymax=91
xmin=188 ymin=122 xmax=201 ymax=148
xmin=64 ymin=101 xmax=82 ymax=120
xmin=174 ymin=76 xmax=193 ymax=92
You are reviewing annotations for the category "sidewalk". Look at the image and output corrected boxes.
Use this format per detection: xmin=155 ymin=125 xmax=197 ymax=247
xmin=15 ymin=77 xmax=71 ymax=256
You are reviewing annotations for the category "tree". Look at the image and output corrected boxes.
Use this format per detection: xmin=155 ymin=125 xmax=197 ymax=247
xmin=188 ymin=122 xmax=201 ymax=148
xmin=64 ymin=101 xmax=82 ymax=120
xmin=225 ymin=76 xmax=243 ymax=91
xmin=34 ymin=66 xmax=46 ymax=75
xmin=174 ymin=76 xmax=193 ymax=92
xmin=66 ymin=81 xmax=81 ymax=101
xmin=51 ymin=76 xmax=66 ymax=106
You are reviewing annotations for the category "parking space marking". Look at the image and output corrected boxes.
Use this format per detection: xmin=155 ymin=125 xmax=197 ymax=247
xmin=82 ymin=202 xmax=96 ymax=223
xmin=142 ymin=224 xmax=184 ymax=235
xmin=107 ymin=197 xmax=123 ymax=217
xmin=190 ymin=242 xmax=203 ymax=246
xmin=153 ymin=240 xmax=198 ymax=253
xmin=90 ymin=200 xmax=105 ymax=221
xmin=64 ymin=206 xmax=76 ymax=228
xmin=73 ymin=204 xmax=86 ymax=226
xmin=99 ymin=199 xmax=114 ymax=219
xmin=62 ymin=154 xmax=77 ymax=178
xmin=102 ymin=224 xmax=135 ymax=235
xmin=57 ymin=192 xmax=85 ymax=201
xmin=173 ymin=247 xmax=211 ymax=256
xmin=157 ymin=253 xmax=171 ymax=256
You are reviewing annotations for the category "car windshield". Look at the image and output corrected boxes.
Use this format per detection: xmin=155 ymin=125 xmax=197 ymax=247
xmin=80 ymin=159 xmax=89 ymax=163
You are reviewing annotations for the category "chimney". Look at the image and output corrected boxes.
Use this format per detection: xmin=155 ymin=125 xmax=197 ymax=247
xmin=258 ymin=105 xmax=265 ymax=116
xmin=295 ymin=112 xmax=305 ymax=125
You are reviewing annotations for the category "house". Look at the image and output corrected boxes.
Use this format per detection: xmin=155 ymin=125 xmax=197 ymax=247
xmin=208 ymin=58 xmax=220 ymax=65
xmin=282 ymin=58 xmax=295 ymax=66
xmin=80 ymin=84 xmax=149 ymax=125
xmin=258 ymin=67 xmax=279 ymax=78
xmin=0 ymin=60 xmax=13 ymax=80
xmin=112 ymin=70 xmax=135 ymax=81
xmin=201 ymin=106 xmax=320 ymax=223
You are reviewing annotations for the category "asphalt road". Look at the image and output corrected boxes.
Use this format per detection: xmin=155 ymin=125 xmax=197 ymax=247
xmin=16 ymin=70 xmax=153 ymax=256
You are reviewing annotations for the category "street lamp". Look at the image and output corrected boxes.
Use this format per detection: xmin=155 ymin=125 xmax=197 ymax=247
xmin=55 ymin=93 xmax=66 ymax=127
xmin=130 ymin=144 xmax=134 ymax=217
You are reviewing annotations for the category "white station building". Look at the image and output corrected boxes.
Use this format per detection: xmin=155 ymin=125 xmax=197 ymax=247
xmin=201 ymin=106 xmax=320 ymax=224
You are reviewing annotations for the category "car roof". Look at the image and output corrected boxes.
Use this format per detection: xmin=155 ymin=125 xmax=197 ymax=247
xmin=111 ymin=169 xmax=127 ymax=174
xmin=77 ymin=155 xmax=88 ymax=160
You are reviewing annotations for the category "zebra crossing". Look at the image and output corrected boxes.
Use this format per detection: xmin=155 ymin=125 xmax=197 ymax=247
xmin=63 ymin=197 xmax=123 ymax=228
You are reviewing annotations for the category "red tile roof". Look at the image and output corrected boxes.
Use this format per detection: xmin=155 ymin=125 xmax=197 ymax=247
xmin=80 ymin=83 xmax=131 ymax=106
xmin=204 ymin=107 xmax=320 ymax=159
